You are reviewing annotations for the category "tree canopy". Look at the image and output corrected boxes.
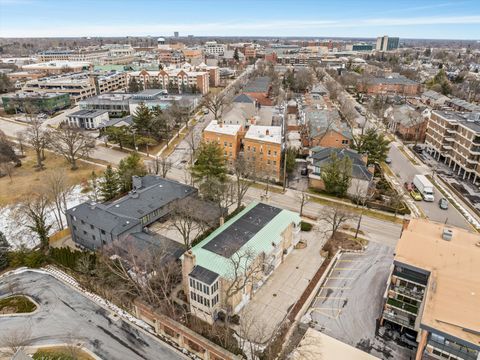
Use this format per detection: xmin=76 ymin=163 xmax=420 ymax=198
xmin=320 ymin=153 xmax=352 ymax=197
xmin=351 ymin=128 xmax=391 ymax=165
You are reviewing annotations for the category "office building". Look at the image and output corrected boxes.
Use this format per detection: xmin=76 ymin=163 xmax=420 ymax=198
xmin=1 ymin=92 xmax=71 ymax=114
xmin=203 ymin=41 xmax=226 ymax=56
xmin=425 ymin=111 xmax=480 ymax=183
xmin=376 ymin=36 xmax=399 ymax=51
xmin=380 ymin=219 xmax=479 ymax=360
xmin=66 ymin=109 xmax=109 ymax=130
xmin=182 ymin=202 xmax=300 ymax=323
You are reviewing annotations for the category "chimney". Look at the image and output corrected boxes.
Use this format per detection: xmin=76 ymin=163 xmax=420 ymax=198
xmin=266 ymin=129 xmax=270 ymax=136
xmin=442 ymin=228 xmax=453 ymax=241
xmin=219 ymin=216 xmax=225 ymax=226
xmin=182 ymin=250 xmax=196 ymax=296
xmin=132 ymin=176 xmax=142 ymax=190
xmin=367 ymin=164 xmax=375 ymax=175
xmin=361 ymin=153 xmax=368 ymax=165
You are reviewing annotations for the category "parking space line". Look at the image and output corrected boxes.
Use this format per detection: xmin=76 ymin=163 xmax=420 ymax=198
xmin=311 ymin=307 xmax=342 ymax=319
xmin=320 ymin=286 xmax=351 ymax=290
xmin=316 ymin=296 xmax=346 ymax=300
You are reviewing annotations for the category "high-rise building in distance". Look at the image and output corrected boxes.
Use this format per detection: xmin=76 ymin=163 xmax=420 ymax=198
xmin=376 ymin=35 xmax=399 ymax=51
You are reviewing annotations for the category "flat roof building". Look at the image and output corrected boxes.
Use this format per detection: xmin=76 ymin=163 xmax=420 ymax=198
xmin=380 ymin=219 xmax=480 ymax=360
xmin=66 ymin=109 xmax=109 ymax=130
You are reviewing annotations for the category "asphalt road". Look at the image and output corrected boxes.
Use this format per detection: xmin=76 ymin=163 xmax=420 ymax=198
xmin=388 ymin=143 xmax=470 ymax=229
xmin=309 ymin=242 xmax=415 ymax=360
xmin=0 ymin=271 xmax=186 ymax=360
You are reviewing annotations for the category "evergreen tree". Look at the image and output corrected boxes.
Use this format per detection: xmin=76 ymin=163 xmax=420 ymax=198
xmin=132 ymin=102 xmax=153 ymax=135
xmin=320 ymin=153 xmax=352 ymax=197
xmin=99 ymin=165 xmax=119 ymax=201
xmin=128 ymin=78 xmax=140 ymax=93
xmin=117 ymin=152 xmax=147 ymax=193
xmin=233 ymin=48 xmax=240 ymax=62
xmin=191 ymin=142 xmax=227 ymax=200
xmin=0 ymin=231 xmax=10 ymax=270
xmin=351 ymin=128 xmax=391 ymax=165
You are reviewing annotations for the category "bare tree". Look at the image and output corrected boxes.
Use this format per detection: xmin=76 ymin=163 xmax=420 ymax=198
xmin=298 ymin=191 xmax=310 ymax=217
xmin=102 ymin=239 xmax=182 ymax=318
xmin=15 ymin=131 xmax=25 ymax=156
xmin=232 ymin=157 xmax=256 ymax=210
xmin=44 ymin=170 xmax=73 ymax=230
xmin=49 ymin=125 xmax=95 ymax=170
xmin=168 ymin=198 xmax=211 ymax=249
xmin=0 ymin=162 xmax=15 ymax=182
xmin=23 ymin=118 xmax=48 ymax=170
xmin=318 ymin=206 xmax=357 ymax=239
xmin=0 ymin=327 xmax=32 ymax=357
xmin=150 ymin=156 xmax=172 ymax=177
xmin=202 ymin=92 xmax=229 ymax=120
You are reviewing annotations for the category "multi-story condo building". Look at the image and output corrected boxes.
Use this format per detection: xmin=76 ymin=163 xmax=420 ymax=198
xmin=380 ymin=219 xmax=479 ymax=360
xmin=376 ymin=36 xmax=400 ymax=51
xmin=203 ymin=41 xmax=226 ymax=56
xmin=66 ymin=176 xmax=197 ymax=250
xmin=93 ymin=71 xmax=128 ymax=94
xmin=425 ymin=111 xmax=480 ymax=183
xmin=182 ymin=202 xmax=300 ymax=324
xmin=127 ymin=69 xmax=209 ymax=94
xmin=203 ymin=120 xmax=243 ymax=166
xmin=243 ymin=125 xmax=283 ymax=181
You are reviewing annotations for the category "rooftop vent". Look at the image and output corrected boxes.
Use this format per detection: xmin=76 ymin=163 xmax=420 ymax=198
xmin=442 ymin=228 xmax=453 ymax=241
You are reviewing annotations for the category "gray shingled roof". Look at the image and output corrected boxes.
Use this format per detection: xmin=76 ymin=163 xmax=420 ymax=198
xmin=233 ymin=93 xmax=255 ymax=103
xmin=125 ymin=232 xmax=186 ymax=263
xmin=370 ymin=76 xmax=418 ymax=85
xmin=243 ymin=76 xmax=271 ymax=93
xmin=67 ymin=176 xmax=197 ymax=234
xmin=310 ymin=147 xmax=373 ymax=181
xmin=306 ymin=109 xmax=352 ymax=139
xmin=189 ymin=265 xmax=219 ymax=285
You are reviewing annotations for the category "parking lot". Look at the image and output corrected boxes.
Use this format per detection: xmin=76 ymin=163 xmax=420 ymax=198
xmin=307 ymin=242 xmax=415 ymax=360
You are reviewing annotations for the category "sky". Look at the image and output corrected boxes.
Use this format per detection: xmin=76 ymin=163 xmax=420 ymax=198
xmin=0 ymin=0 xmax=479 ymax=39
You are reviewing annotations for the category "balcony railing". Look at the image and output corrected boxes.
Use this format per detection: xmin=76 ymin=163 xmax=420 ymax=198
xmin=387 ymin=298 xmax=419 ymax=315
xmin=382 ymin=311 xmax=416 ymax=329
xmin=391 ymin=285 xmax=425 ymax=301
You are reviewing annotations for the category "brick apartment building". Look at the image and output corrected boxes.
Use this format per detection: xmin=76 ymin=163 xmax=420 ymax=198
xmin=244 ymin=125 xmax=283 ymax=181
xmin=425 ymin=111 xmax=480 ymax=183
xmin=380 ymin=219 xmax=479 ymax=360
xmin=203 ymin=120 xmax=243 ymax=166
xmin=304 ymin=109 xmax=352 ymax=149
xmin=127 ymin=69 xmax=209 ymax=94
xmin=357 ymin=75 xmax=421 ymax=96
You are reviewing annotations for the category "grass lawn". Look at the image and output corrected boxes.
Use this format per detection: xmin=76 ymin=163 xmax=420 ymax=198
xmin=0 ymin=148 xmax=102 ymax=207
xmin=0 ymin=295 xmax=37 ymax=314
xmin=33 ymin=346 xmax=95 ymax=360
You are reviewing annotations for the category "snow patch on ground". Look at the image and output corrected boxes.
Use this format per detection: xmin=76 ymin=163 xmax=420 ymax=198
xmin=0 ymin=185 xmax=92 ymax=249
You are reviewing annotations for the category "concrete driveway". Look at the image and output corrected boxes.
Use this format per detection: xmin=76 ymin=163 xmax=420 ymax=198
xmin=239 ymin=227 xmax=328 ymax=341
xmin=308 ymin=242 xmax=415 ymax=360
xmin=0 ymin=271 xmax=186 ymax=360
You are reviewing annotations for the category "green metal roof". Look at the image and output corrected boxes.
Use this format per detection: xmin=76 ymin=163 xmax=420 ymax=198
xmin=190 ymin=201 xmax=300 ymax=278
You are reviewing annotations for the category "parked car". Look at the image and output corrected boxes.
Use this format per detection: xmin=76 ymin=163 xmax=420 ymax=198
xmin=410 ymin=190 xmax=422 ymax=201
xmin=438 ymin=198 xmax=449 ymax=210
xmin=413 ymin=145 xmax=424 ymax=154
xmin=404 ymin=182 xmax=414 ymax=192
xmin=203 ymin=108 xmax=209 ymax=115
xmin=385 ymin=157 xmax=392 ymax=164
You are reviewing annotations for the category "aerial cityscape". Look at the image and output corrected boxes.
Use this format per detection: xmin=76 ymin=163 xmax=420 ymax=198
xmin=0 ymin=1 xmax=479 ymax=359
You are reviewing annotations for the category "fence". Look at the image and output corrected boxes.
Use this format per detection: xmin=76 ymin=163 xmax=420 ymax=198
xmin=133 ymin=300 xmax=242 ymax=360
